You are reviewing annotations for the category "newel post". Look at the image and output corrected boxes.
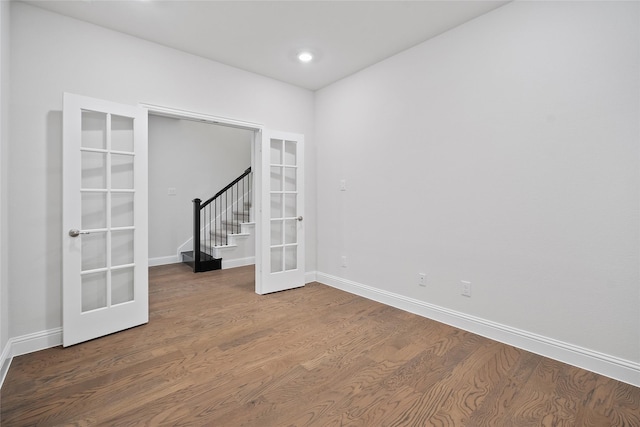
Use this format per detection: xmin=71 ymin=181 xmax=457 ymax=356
xmin=193 ymin=198 xmax=201 ymax=273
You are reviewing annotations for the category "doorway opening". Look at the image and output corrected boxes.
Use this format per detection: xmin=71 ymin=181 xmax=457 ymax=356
xmin=141 ymin=103 xmax=306 ymax=296
xmin=147 ymin=112 xmax=254 ymax=270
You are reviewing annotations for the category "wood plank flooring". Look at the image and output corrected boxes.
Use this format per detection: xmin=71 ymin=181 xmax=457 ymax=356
xmin=1 ymin=263 xmax=639 ymax=426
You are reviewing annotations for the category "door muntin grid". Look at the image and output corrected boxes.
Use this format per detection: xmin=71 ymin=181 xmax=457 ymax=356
xmin=80 ymin=110 xmax=136 ymax=312
xmin=269 ymin=138 xmax=299 ymax=273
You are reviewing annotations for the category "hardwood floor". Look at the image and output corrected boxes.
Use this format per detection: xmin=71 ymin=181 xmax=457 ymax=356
xmin=1 ymin=263 xmax=639 ymax=426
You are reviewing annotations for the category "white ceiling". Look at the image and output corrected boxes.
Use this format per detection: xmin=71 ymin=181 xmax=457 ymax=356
xmin=24 ymin=0 xmax=510 ymax=91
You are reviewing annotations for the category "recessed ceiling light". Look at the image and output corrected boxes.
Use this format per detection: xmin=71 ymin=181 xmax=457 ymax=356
xmin=297 ymin=52 xmax=314 ymax=63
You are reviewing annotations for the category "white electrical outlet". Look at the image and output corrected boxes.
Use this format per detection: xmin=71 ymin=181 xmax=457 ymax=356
xmin=461 ymin=280 xmax=471 ymax=297
xmin=418 ymin=273 xmax=426 ymax=287
xmin=341 ymin=256 xmax=348 ymax=268
xmin=167 ymin=187 xmax=177 ymax=196
xmin=340 ymin=179 xmax=347 ymax=191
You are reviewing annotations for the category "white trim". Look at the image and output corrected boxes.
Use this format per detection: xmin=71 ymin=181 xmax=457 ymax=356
xmin=316 ymin=272 xmax=640 ymax=387
xmin=12 ymin=328 xmax=62 ymax=357
xmin=0 ymin=340 xmax=12 ymax=389
xmin=151 ymin=256 xmax=258 ymax=269
xmin=143 ymin=103 xmax=262 ymax=289
xmin=176 ymin=238 xmax=193 ymax=259
xmin=140 ymin=103 xmax=263 ymax=132
xmin=305 ymin=271 xmax=317 ymax=284
xmin=221 ymin=256 xmax=255 ymax=269
xmin=149 ymin=255 xmax=180 ymax=267
xmin=0 ymin=328 xmax=63 ymax=390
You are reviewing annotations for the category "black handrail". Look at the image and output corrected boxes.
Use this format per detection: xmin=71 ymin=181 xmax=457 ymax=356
xmin=201 ymin=167 xmax=251 ymax=209
xmin=191 ymin=167 xmax=252 ymax=273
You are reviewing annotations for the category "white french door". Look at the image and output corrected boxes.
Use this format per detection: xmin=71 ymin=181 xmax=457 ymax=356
xmin=62 ymin=93 xmax=148 ymax=347
xmin=256 ymin=130 xmax=305 ymax=294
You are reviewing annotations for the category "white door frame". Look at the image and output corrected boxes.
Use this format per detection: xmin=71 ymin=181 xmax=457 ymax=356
xmin=140 ymin=103 xmax=265 ymax=283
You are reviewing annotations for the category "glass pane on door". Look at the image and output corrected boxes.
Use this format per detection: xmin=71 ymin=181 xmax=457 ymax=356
xmin=285 ymin=246 xmax=297 ymax=271
xmin=82 ymin=232 xmax=106 ymax=271
xmin=82 ymin=192 xmax=107 ymax=229
xmin=81 ymin=152 xmax=107 ymax=189
xmin=271 ymin=139 xmax=283 ymax=165
xmin=284 ymin=219 xmax=297 ymax=244
xmin=284 ymin=140 xmax=297 ymax=165
xmin=271 ymin=220 xmax=283 ymax=245
xmin=111 ymin=154 xmax=134 ymax=189
xmin=284 ymin=194 xmax=296 ymax=217
xmin=112 ymin=267 xmax=134 ymax=305
xmin=271 ymin=247 xmax=283 ymax=273
xmin=81 ymin=111 xmax=106 ymax=150
xmin=112 ymin=230 xmax=134 ymax=266
xmin=82 ymin=271 xmax=107 ymax=312
xmin=284 ymin=168 xmax=296 ymax=191
xmin=271 ymin=166 xmax=283 ymax=191
xmin=111 ymin=193 xmax=134 ymax=227
xmin=111 ymin=115 xmax=134 ymax=152
xmin=271 ymin=194 xmax=282 ymax=218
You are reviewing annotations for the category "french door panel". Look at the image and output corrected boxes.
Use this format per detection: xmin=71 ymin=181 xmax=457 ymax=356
xmin=256 ymin=130 xmax=305 ymax=294
xmin=62 ymin=93 xmax=148 ymax=347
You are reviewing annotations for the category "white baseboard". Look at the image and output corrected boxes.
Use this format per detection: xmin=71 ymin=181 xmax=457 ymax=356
xmin=12 ymin=328 xmax=62 ymax=357
xmin=0 ymin=340 xmax=12 ymax=389
xmin=149 ymin=255 xmax=180 ymax=267
xmin=316 ymin=272 xmax=640 ymax=388
xmin=222 ymin=256 xmax=255 ymax=269
xmin=0 ymin=328 xmax=62 ymax=389
xmin=151 ymin=256 xmax=257 ymax=270
xmin=305 ymin=270 xmax=317 ymax=284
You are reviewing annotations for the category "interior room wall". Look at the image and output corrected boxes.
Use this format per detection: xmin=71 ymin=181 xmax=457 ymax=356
xmin=148 ymin=115 xmax=252 ymax=262
xmin=8 ymin=2 xmax=315 ymax=339
xmin=0 ymin=0 xmax=10 ymax=357
xmin=316 ymin=0 xmax=639 ymax=368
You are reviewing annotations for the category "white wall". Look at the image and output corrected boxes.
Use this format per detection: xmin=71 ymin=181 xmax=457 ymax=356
xmin=148 ymin=115 xmax=252 ymax=261
xmin=8 ymin=2 xmax=315 ymax=338
xmin=0 ymin=0 xmax=10 ymax=358
xmin=316 ymin=0 xmax=639 ymax=368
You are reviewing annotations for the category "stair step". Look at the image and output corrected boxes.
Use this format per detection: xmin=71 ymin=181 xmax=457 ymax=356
xmin=207 ymin=232 xmax=241 ymax=241
xmin=210 ymin=224 xmax=253 ymax=236
xmin=200 ymin=238 xmax=241 ymax=249
xmin=200 ymin=242 xmax=238 ymax=260
xmin=201 ymin=238 xmax=239 ymax=247
xmin=233 ymin=211 xmax=251 ymax=218
xmin=210 ymin=232 xmax=250 ymax=238
xmin=202 ymin=241 xmax=236 ymax=251
xmin=181 ymin=251 xmax=221 ymax=273
xmin=208 ymin=244 xmax=238 ymax=251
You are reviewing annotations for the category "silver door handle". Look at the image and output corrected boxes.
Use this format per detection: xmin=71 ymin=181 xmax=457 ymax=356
xmin=68 ymin=229 xmax=90 ymax=237
xmin=297 ymin=216 xmax=303 ymax=221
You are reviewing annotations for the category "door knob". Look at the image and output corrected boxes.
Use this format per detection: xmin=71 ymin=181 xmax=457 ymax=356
xmin=68 ymin=229 xmax=90 ymax=237
xmin=297 ymin=216 xmax=303 ymax=221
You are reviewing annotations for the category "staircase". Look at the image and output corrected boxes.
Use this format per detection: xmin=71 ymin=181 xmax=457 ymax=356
xmin=181 ymin=168 xmax=253 ymax=273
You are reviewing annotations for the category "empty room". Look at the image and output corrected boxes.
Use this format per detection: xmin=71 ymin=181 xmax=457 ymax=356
xmin=0 ymin=0 xmax=638 ymax=425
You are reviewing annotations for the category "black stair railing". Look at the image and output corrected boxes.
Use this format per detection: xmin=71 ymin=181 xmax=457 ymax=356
xmin=191 ymin=167 xmax=252 ymax=273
